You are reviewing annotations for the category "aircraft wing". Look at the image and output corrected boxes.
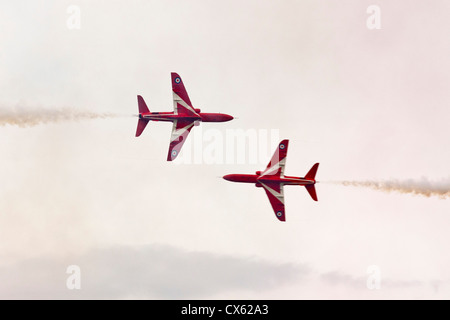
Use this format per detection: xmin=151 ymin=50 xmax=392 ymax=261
xmin=171 ymin=72 xmax=199 ymax=116
xmin=167 ymin=119 xmax=195 ymax=161
xmin=262 ymin=139 xmax=289 ymax=177
xmin=260 ymin=181 xmax=286 ymax=222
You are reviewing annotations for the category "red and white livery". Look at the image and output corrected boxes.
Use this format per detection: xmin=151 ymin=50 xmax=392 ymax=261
xmin=223 ymin=140 xmax=319 ymax=222
xmin=136 ymin=73 xmax=234 ymax=161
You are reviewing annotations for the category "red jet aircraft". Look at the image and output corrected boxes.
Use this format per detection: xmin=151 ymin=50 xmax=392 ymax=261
xmin=223 ymin=140 xmax=319 ymax=221
xmin=136 ymin=73 xmax=234 ymax=161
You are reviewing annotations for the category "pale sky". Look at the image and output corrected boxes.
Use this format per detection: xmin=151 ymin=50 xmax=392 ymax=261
xmin=0 ymin=0 xmax=449 ymax=299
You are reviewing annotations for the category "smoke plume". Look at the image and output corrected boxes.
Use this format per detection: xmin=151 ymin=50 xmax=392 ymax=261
xmin=337 ymin=178 xmax=450 ymax=199
xmin=0 ymin=105 xmax=118 ymax=127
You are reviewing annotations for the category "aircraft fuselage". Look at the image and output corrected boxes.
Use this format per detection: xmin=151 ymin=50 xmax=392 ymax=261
xmin=223 ymin=173 xmax=316 ymax=186
xmin=140 ymin=112 xmax=233 ymax=123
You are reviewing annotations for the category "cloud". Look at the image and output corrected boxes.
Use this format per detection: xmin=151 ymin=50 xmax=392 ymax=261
xmin=0 ymin=244 xmax=309 ymax=299
xmin=321 ymin=271 xmax=365 ymax=288
xmin=1 ymin=244 xmax=447 ymax=299
xmin=320 ymin=271 xmax=424 ymax=289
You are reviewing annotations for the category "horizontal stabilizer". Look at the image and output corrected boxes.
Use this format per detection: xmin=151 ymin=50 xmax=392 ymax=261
xmin=305 ymin=163 xmax=319 ymax=180
xmin=136 ymin=119 xmax=149 ymax=137
xmin=137 ymin=95 xmax=150 ymax=114
xmin=305 ymin=185 xmax=318 ymax=201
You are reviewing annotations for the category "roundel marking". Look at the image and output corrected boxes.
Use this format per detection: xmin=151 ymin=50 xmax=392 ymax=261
xmin=276 ymin=211 xmax=283 ymax=217
xmin=172 ymin=150 xmax=178 ymax=157
xmin=279 ymin=144 xmax=285 ymax=150
xmin=175 ymin=77 xmax=181 ymax=84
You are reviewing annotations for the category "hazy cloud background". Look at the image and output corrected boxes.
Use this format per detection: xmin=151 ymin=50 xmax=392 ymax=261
xmin=0 ymin=0 xmax=449 ymax=299
xmin=0 ymin=244 xmax=307 ymax=299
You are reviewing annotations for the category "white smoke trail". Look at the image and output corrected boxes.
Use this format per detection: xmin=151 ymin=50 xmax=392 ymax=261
xmin=0 ymin=105 xmax=119 ymax=128
xmin=334 ymin=178 xmax=450 ymax=199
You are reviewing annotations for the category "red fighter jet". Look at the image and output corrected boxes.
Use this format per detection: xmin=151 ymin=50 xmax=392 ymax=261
xmin=223 ymin=140 xmax=319 ymax=222
xmin=136 ymin=73 xmax=234 ymax=161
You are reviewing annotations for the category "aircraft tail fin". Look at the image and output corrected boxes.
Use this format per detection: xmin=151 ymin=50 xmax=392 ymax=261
xmin=136 ymin=118 xmax=149 ymax=137
xmin=305 ymin=185 xmax=318 ymax=201
xmin=137 ymin=95 xmax=150 ymax=114
xmin=304 ymin=163 xmax=319 ymax=201
xmin=136 ymin=95 xmax=150 ymax=137
xmin=304 ymin=163 xmax=319 ymax=180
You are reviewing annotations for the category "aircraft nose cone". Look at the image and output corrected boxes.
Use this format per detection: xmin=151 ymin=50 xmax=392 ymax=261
xmin=223 ymin=114 xmax=234 ymax=122
xmin=223 ymin=174 xmax=235 ymax=182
